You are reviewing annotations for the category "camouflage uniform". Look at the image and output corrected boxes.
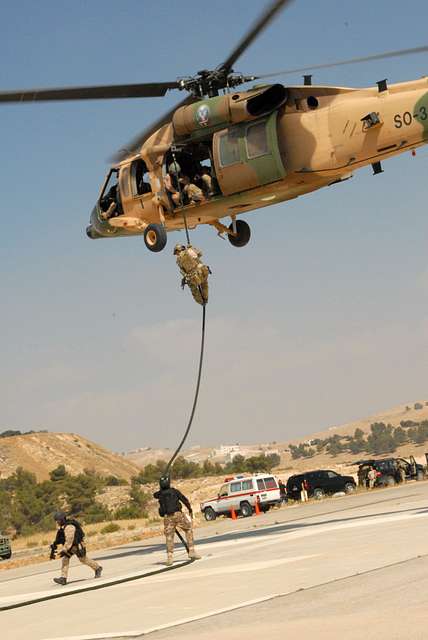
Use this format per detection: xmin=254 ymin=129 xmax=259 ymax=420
xmin=367 ymin=468 xmax=376 ymax=489
xmin=153 ymin=481 xmax=201 ymax=566
xmin=164 ymin=512 xmax=195 ymax=558
xmin=60 ymin=523 xmax=101 ymax=580
xmin=183 ymin=182 xmax=204 ymax=203
xmin=175 ymin=244 xmax=210 ymax=305
xmin=397 ymin=460 xmax=407 ymax=483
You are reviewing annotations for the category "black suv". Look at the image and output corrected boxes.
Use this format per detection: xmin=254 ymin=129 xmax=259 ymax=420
xmin=357 ymin=456 xmax=425 ymax=487
xmin=286 ymin=470 xmax=356 ymax=500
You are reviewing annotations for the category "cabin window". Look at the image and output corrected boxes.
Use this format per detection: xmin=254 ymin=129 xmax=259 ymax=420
xmin=218 ymin=130 xmax=241 ymax=167
xmin=242 ymin=479 xmax=253 ymax=491
xmin=230 ymin=481 xmax=242 ymax=492
xmin=131 ymin=159 xmax=152 ymax=196
xmin=256 ymin=479 xmax=266 ymax=490
xmin=264 ymin=477 xmax=277 ymax=489
xmin=245 ymin=121 xmax=269 ymax=159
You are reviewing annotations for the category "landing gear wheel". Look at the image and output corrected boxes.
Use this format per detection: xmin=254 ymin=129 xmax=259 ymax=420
xmin=228 ymin=219 xmax=251 ymax=247
xmin=144 ymin=224 xmax=167 ymax=252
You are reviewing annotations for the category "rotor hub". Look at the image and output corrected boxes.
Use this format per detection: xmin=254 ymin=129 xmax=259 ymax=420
xmin=178 ymin=69 xmax=256 ymax=98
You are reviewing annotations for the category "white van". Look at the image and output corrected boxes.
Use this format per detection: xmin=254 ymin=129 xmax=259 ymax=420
xmin=200 ymin=474 xmax=281 ymax=520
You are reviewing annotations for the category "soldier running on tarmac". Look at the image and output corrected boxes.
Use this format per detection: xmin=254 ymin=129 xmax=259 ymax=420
xmin=153 ymin=476 xmax=201 ymax=566
xmin=50 ymin=511 xmax=102 ymax=585
xmin=174 ymin=243 xmax=211 ymax=306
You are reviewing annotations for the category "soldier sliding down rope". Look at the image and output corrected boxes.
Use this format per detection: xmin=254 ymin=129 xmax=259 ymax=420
xmin=174 ymin=244 xmax=211 ymax=306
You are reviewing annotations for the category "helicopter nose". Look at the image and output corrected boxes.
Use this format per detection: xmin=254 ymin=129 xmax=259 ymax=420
xmin=86 ymin=224 xmax=100 ymax=239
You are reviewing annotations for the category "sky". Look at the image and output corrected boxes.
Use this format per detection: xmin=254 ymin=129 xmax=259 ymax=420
xmin=1 ymin=0 xmax=428 ymax=453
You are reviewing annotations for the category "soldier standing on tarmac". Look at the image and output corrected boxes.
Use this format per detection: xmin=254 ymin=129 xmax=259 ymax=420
xmin=50 ymin=512 xmax=102 ymax=585
xmin=153 ymin=477 xmax=201 ymax=566
xmin=174 ymin=244 xmax=211 ymax=306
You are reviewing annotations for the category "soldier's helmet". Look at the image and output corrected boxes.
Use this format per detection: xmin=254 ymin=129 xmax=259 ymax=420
xmin=53 ymin=511 xmax=67 ymax=524
xmin=173 ymin=244 xmax=185 ymax=255
xmin=168 ymin=162 xmax=181 ymax=175
xmin=159 ymin=476 xmax=170 ymax=490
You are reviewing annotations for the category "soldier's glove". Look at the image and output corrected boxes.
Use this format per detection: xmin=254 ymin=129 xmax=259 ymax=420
xmin=60 ymin=549 xmax=72 ymax=558
xmin=49 ymin=545 xmax=57 ymax=560
xmin=181 ymin=277 xmax=186 ymax=290
xmin=207 ymin=266 xmax=212 ymax=275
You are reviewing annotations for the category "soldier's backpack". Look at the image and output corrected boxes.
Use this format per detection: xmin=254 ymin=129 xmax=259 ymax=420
xmin=65 ymin=518 xmax=85 ymax=546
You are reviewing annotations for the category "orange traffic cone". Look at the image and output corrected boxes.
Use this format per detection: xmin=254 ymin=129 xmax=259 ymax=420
xmin=255 ymin=499 xmax=261 ymax=515
xmin=231 ymin=508 xmax=237 ymax=520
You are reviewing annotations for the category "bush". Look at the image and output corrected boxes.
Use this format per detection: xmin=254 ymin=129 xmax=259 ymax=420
xmin=100 ymin=522 xmax=120 ymax=534
xmin=105 ymin=475 xmax=128 ymax=486
xmin=83 ymin=503 xmax=112 ymax=524
xmin=49 ymin=465 xmax=68 ymax=482
xmin=115 ymin=504 xmax=144 ymax=519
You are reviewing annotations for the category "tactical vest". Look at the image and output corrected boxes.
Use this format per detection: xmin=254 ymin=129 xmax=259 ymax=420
xmin=54 ymin=518 xmax=85 ymax=547
xmin=157 ymin=489 xmax=182 ymax=517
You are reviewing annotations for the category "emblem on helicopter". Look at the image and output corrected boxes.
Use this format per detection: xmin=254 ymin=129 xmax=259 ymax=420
xmin=196 ymin=104 xmax=210 ymax=127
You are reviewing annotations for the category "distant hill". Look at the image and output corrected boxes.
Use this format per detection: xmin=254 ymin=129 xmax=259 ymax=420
xmin=299 ymin=401 xmax=428 ymax=443
xmin=0 ymin=432 xmax=141 ymax=481
xmin=124 ymin=400 xmax=428 ymax=471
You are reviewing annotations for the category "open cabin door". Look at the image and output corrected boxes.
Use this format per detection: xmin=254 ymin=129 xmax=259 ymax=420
xmin=212 ymin=111 xmax=285 ymax=197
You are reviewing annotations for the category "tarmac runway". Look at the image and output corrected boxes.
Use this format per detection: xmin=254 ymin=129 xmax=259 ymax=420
xmin=1 ymin=482 xmax=427 ymax=640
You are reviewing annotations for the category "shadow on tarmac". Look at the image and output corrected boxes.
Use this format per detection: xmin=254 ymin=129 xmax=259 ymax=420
xmin=98 ymin=501 xmax=424 ymax=560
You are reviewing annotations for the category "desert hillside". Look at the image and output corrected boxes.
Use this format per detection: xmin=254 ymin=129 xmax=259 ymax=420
xmin=125 ymin=401 xmax=428 ymax=468
xmin=0 ymin=432 xmax=141 ymax=481
xmin=302 ymin=400 xmax=428 ymax=442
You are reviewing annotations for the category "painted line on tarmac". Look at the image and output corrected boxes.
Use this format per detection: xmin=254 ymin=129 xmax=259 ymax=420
xmin=0 ymin=560 xmax=194 ymax=612
xmin=43 ymin=552 xmax=428 ymax=640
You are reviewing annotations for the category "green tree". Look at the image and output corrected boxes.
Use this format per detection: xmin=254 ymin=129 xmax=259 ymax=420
xmin=366 ymin=422 xmax=396 ymax=454
xmin=115 ymin=485 xmax=150 ymax=520
xmin=393 ymin=426 xmax=407 ymax=447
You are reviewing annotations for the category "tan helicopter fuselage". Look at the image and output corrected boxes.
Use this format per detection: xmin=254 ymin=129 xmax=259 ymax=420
xmin=88 ymin=77 xmax=428 ymax=242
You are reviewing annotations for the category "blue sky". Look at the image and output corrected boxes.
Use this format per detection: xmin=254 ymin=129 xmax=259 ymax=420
xmin=1 ymin=1 xmax=428 ymax=452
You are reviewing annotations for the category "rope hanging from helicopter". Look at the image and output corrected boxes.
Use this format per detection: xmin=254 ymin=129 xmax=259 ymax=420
xmin=163 ymin=150 xmax=207 ymax=477
xmin=164 ymin=301 xmax=206 ymax=476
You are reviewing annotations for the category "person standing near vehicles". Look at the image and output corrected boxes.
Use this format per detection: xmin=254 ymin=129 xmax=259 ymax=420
xmin=367 ymin=467 xmax=376 ymax=490
xmin=278 ymin=479 xmax=287 ymax=505
xmin=50 ymin=512 xmax=102 ymax=585
xmin=300 ymin=478 xmax=308 ymax=502
xmin=153 ymin=476 xmax=201 ymax=566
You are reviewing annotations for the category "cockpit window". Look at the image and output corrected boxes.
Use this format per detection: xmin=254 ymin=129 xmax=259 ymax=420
xmin=131 ymin=159 xmax=152 ymax=196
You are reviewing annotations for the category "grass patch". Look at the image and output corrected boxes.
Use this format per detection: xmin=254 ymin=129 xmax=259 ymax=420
xmin=100 ymin=522 xmax=121 ymax=535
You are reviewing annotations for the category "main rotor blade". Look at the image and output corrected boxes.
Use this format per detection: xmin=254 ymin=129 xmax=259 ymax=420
xmin=0 ymin=81 xmax=180 ymax=104
xmin=110 ymin=95 xmax=196 ymax=163
xmin=255 ymin=45 xmax=428 ymax=80
xmin=218 ymin=0 xmax=293 ymax=74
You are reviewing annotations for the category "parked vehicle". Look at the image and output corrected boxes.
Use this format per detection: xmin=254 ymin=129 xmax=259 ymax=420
xmin=200 ymin=474 xmax=281 ymax=520
xmin=0 ymin=533 xmax=12 ymax=560
xmin=357 ymin=456 xmax=425 ymax=487
xmin=286 ymin=470 xmax=356 ymax=501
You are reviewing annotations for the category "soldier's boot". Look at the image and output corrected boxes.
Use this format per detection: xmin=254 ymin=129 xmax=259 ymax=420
xmin=53 ymin=577 xmax=67 ymax=586
xmin=95 ymin=566 xmax=103 ymax=578
xmin=188 ymin=547 xmax=201 ymax=560
xmin=165 ymin=554 xmax=173 ymax=567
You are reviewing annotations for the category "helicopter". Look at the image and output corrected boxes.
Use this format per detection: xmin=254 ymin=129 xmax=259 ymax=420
xmin=1 ymin=0 xmax=428 ymax=253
